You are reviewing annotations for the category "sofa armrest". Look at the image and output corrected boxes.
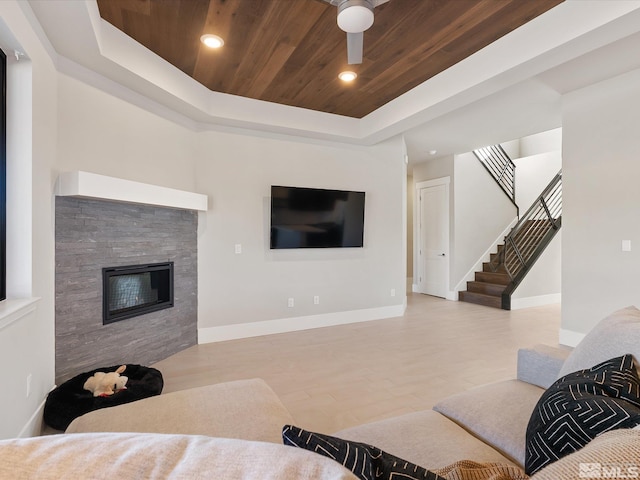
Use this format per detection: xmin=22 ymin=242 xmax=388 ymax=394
xmin=517 ymin=344 xmax=572 ymax=389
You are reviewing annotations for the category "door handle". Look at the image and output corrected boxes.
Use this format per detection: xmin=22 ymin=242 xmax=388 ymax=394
xmin=438 ymin=253 xmax=446 ymax=257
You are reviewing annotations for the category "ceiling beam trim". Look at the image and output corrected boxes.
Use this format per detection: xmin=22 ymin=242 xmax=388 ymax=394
xmin=360 ymin=1 xmax=640 ymax=143
xmin=28 ymin=0 xmax=640 ymax=146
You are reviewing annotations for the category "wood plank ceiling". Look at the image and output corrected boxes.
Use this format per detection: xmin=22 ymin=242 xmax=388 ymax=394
xmin=97 ymin=0 xmax=563 ymax=119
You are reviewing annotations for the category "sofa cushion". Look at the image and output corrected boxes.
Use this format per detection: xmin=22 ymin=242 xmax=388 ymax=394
xmin=558 ymin=305 xmax=640 ymax=378
xmin=530 ymin=428 xmax=640 ymax=480
xmin=433 ymin=379 xmax=544 ymax=467
xmin=283 ymin=425 xmax=446 ymax=480
xmin=0 ymin=432 xmax=359 ymax=480
xmin=525 ymin=354 xmax=640 ymax=475
xmin=334 ymin=409 xmax=515 ymax=470
xmin=66 ymin=378 xmax=294 ymax=444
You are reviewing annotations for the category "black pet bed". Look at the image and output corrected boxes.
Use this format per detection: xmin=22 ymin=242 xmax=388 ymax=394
xmin=44 ymin=364 xmax=163 ymax=431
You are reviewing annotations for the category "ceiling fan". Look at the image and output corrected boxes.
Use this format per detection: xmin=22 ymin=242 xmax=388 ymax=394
xmin=323 ymin=0 xmax=390 ymax=65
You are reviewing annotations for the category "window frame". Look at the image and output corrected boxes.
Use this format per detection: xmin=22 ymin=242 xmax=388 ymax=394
xmin=0 ymin=48 xmax=7 ymax=301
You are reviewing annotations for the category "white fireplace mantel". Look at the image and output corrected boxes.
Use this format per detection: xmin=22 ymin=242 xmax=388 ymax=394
xmin=55 ymin=171 xmax=208 ymax=211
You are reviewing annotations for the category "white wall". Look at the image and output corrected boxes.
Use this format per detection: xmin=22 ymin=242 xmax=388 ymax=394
xmin=57 ymin=75 xmax=198 ymax=191
xmin=510 ymin=130 xmax=562 ymax=306
xmin=520 ymin=128 xmax=562 ymax=158
xmin=412 ymin=155 xmax=454 ymax=182
xmin=453 ymin=151 xmax=517 ymax=288
xmin=0 ymin=1 xmax=57 ymax=439
xmin=562 ymin=66 xmax=640 ymax=341
xmin=57 ymin=66 xmax=406 ymax=339
xmin=195 ymin=131 xmax=406 ymax=337
xmin=514 ymin=151 xmax=560 ymax=210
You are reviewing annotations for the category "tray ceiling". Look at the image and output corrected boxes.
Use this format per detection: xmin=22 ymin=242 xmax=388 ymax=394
xmin=96 ymin=0 xmax=563 ymax=119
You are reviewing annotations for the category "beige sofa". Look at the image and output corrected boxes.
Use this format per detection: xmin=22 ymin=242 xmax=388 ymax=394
xmin=2 ymin=306 xmax=640 ymax=479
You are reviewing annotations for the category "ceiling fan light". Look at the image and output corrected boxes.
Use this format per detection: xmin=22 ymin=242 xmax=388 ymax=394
xmin=200 ymin=34 xmax=224 ymax=49
xmin=337 ymin=1 xmax=374 ymax=33
xmin=339 ymin=71 xmax=357 ymax=82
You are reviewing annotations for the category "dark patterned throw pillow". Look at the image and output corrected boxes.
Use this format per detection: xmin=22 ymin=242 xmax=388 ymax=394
xmin=525 ymin=354 xmax=640 ymax=475
xmin=283 ymin=425 xmax=445 ymax=480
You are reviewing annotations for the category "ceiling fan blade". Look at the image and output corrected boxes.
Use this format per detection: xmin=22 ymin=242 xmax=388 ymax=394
xmin=346 ymin=32 xmax=363 ymax=64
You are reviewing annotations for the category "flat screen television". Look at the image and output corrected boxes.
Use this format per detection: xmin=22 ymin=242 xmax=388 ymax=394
xmin=270 ymin=186 xmax=365 ymax=249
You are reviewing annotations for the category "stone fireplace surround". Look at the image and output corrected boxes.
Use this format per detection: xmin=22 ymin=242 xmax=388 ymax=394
xmin=54 ymin=172 xmax=207 ymax=384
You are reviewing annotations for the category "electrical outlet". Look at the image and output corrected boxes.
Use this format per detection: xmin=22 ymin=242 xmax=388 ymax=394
xmin=287 ymin=298 xmax=294 ymax=308
xmin=390 ymin=288 xmax=396 ymax=297
xmin=234 ymin=244 xmax=242 ymax=254
xmin=313 ymin=295 xmax=320 ymax=305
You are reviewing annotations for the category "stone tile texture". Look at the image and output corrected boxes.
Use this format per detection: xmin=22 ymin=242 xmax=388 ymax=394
xmin=55 ymin=197 xmax=198 ymax=384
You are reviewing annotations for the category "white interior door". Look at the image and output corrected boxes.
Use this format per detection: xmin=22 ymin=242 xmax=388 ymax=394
xmin=417 ymin=180 xmax=449 ymax=298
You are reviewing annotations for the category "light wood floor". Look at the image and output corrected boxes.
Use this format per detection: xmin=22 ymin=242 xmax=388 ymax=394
xmin=152 ymin=294 xmax=560 ymax=434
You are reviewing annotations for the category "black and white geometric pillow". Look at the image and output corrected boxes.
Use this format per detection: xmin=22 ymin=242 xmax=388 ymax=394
xmin=283 ymin=425 xmax=445 ymax=480
xmin=525 ymin=354 xmax=640 ymax=475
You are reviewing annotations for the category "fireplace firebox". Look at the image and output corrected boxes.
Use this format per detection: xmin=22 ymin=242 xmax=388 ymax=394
xmin=102 ymin=262 xmax=174 ymax=324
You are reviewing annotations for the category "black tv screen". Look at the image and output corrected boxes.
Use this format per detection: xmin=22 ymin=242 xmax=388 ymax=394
xmin=270 ymin=186 xmax=365 ymax=249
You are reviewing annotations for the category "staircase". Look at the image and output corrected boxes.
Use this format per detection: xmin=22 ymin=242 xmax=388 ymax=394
xmin=473 ymin=144 xmax=519 ymax=217
xmin=459 ymin=171 xmax=562 ymax=310
xmin=459 ymin=245 xmax=509 ymax=308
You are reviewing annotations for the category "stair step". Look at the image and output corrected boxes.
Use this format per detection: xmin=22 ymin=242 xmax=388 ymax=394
xmin=475 ymin=271 xmax=510 ymax=285
xmin=482 ymin=262 xmax=507 ymax=273
xmin=459 ymin=291 xmax=502 ymax=309
xmin=490 ymin=251 xmax=504 ymax=262
xmin=467 ymin=281 xmax=506 ymax=296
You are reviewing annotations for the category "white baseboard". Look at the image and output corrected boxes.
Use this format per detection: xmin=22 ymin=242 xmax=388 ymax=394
xmin=559 ymin=328 xmax=586 ymax=348
xmin=198 ymin=303 xmax=407 ymax=344
xmin=18 ymin=397 xmax=47 ymax=438
xmin=510 ymin=293 xmax=561 ymax=310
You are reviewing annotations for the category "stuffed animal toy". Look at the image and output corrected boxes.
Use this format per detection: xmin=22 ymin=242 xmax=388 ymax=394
xmin=83 ymin=365 xmax=128 ymax=397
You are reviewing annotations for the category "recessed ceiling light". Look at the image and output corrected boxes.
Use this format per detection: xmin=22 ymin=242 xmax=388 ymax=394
xmin=429 ymin=150 xmax=437 ymax=156
xmin=339 ymin=71 xmax=357 ymax=82
xmin=200 ymin=34 xmax=224 ymax=49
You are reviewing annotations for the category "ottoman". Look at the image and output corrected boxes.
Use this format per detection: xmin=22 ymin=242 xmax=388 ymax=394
xmin=65 ymin=378 xmax=295 ymax=444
